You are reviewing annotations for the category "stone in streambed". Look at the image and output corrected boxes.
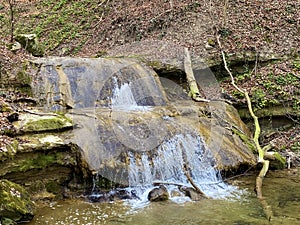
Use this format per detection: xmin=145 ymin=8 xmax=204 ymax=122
xmin=148 ymin=185 xmax=169 ymax=202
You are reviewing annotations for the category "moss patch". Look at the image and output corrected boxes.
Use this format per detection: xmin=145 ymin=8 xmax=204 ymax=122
xmin=232 ymin=127 xmax=256 ymax=152
xmin=272 ymin=152 xmax=286 ymax=169
xmin=25 ymin=117 xmax=67 ymax=132
xmin=18 ymin=154 xmax=57 ymax=172
xmin=0 ymin=179 xmax=35 ymax=223
xmin=17 ymin=114 xmax=73 ymax=133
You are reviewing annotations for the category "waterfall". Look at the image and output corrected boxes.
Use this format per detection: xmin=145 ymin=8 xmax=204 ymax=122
xmin=127 ymin=134 xmax=240 ymax=200
xmin=97 ymin=77 xmax=241 ymax=203
xmin=111 ymin=78 xmax=138 ymax=107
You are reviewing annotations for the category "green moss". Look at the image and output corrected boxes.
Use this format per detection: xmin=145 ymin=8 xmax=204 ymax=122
xmin=293 ymin=58 xmax=300 ymax=70
xmin=0 ymin=140 xmax=18 ymax=162
xmin=15 ymin=34 xmax=44 ymax=57
xmin=232 ymin=128 xmax=256 ymax=152
xmin=45 ymin=181 xmax=61 ymax=194
xmin=0 ymin=102 xmax=12 ymax=113
xmin=291 ymin=141 xmax=300 ymax=152
xmin=25 ymin=118 xmax=61 ymax=131
xmin=272 ymin=152 xmax=286 ymax=169
xmin=16 ymin=70 xmax=31 ymax=87
xmin=15 ymin=151 xmax=76 ymax=173
xmin=23 ymin=115 xmax=72 ymax=132
xmin=18 ymin=154 xmax=57 ymax=172
xmin=0 ymin=179 xmax=35 ymax=222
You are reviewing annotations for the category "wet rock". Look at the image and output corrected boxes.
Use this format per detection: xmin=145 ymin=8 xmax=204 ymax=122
xmin=0 ymin=179 xmax=35 ymax=224
xmin=148 ymin=185 xmax=169 ymax=202
xmin=88 ymin=189 xmax=139 ymax=203
xmin=0 ymin=134 xmax=89 ymax=201
xmin=179 ymin=186 xmax=205 ymax=201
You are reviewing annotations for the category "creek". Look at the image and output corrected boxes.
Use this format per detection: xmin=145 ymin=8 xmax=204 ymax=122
xmin=27 ymin=168 xmax=300 ymax=225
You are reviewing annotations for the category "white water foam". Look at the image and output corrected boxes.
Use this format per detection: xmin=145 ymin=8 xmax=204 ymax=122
xmin=126 ymin=134 xmax=242 ymax=206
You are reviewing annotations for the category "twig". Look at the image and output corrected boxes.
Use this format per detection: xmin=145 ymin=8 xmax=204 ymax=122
xmin=93 ymin=0 xmax=110 ymax=29
xmin=169 ymin=0 xmax=174 ymax=9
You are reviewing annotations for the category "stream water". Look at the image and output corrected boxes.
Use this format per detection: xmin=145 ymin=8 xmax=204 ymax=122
xmin=27 ymin=168 xmax=300 ymax=225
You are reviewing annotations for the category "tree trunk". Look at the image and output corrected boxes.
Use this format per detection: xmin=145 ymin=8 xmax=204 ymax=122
xmin=183 ymin=48 xmax=209 ymax=102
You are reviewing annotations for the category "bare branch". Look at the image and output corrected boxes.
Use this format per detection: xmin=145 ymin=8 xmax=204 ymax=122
xmin=216 ymin=33 xmax=272 ymax=221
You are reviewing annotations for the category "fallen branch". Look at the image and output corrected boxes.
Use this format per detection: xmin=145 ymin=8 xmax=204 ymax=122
xmin=180 ymin=146 xmax=208 ymax=198
xmin=216 ymin=34 xmax=272 ymax=221
xmin=184 ymin=48 xmax=210 ymax=102
xmin=153 ymin=181 xmax=186 ymax=187
xmin=183 ymin=163 xmax=208 ymax=198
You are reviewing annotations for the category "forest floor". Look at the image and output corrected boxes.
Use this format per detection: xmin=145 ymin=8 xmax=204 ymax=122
xmin=0 ymin=0 xmax=299 ymax=166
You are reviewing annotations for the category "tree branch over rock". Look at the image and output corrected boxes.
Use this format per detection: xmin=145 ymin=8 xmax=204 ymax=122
xmin=216 ymin=34 xmax=272 ymax=221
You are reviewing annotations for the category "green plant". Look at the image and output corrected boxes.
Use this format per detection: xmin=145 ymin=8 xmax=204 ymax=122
xmin=292 ymin=97 xmax=300 ymax=110
xmin=275 ymin=73 xmax=298 ymax=85
xmin=236 ymin=72 xmax=251 ymax=81
xmin=252 ymin=89 xmax=267 ymax=110
xmin=218 ymin=27 xmax=232 ymax=38
xmin=292 ymin=59 xmax=300 ymax=70
xmin=232 ymin=90 xmax=245 ymax=99
xmin=291 ymin=141 xmax=300 ymax=152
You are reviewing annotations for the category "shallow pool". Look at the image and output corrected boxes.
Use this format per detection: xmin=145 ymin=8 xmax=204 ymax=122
xmin=27 ymin=168 xmax=300 ymax=225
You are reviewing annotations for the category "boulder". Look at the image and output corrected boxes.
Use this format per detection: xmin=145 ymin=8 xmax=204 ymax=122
xmin=24 ymin=57 xmax=256 ymax=188
xmin=179 ymin=186 xmax=206 ymax=201
xmin=0 ymin=179 xmax=35 ymax=224
xmin=148 ymin=185 xmax=169 ymax=202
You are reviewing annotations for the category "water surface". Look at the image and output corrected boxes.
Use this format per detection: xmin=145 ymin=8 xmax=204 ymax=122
xmin=27 ymin=168 xmax=300 ymax=225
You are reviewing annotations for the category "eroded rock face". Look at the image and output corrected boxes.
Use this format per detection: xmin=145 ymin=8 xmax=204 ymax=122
xmin=26 ymin=57 xmax=256 ymax=186
xmin=0 ymin=179 xmax=35 ymax=224
xmin=0 ymin=133 xmax=88 ymax=201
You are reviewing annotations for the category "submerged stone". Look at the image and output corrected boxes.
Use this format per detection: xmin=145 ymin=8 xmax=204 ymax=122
xmin=179 ymin=186 xmax=206 ymax=201
xmin=148 ymin=185 xmax=169 ymax=201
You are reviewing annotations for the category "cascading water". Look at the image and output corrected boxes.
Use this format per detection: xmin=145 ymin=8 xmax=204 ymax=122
xmin=127 ymin=134 xmax=241 ymax=204
xmin=98 ymin=76 xmax=242 ymax=204
xmin=111 ymin=77 xmax=138 ymax=107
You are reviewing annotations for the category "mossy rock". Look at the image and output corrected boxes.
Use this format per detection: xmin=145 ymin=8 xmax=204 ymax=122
xmin=0 ymin=141 xmax=18 ymax=162
xmin=15 ymin=34 xmax=44 ymax=57
xmin=14 ymin=113 xmax=73 ymax=134
xmin=0 ymin=179 xmax=35 ymax=223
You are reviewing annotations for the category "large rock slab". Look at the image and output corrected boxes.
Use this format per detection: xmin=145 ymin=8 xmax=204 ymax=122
xmin=25 ymin=57 xmax=256 ymax=187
